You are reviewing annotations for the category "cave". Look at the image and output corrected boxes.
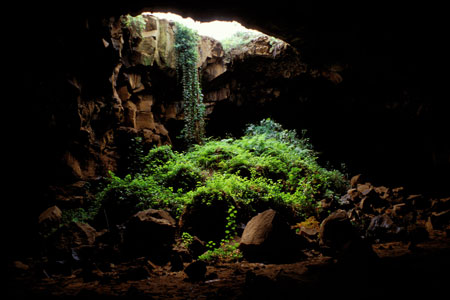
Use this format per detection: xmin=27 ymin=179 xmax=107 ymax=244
xmin=8 ymin=1 xmax=449 ymax=299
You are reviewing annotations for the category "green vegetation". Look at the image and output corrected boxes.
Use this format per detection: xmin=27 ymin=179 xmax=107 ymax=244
xmin=181 ymin=232 xmax=194 ymax=248
xmin=198 ymin=240 xmax=242 ymax=262
xmin=174 ymin=23 xmax=206 ymax=145
xmin=197 ymin=205 xmax=242 ymax=262
xmin=221 ymin=31 xmax=262 ymax=52
xmin=95 ymin=118 xmax=347 ymax=222
xmin=63 ymin=119 xmax=347 ymax=261
xmin=220 ymin=31 xmax=285 ymax=53
xmin=121 ymin=14 xmax=147 ymax=38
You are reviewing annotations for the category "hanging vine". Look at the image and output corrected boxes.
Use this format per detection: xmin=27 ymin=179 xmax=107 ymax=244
xmin=174 ymin=23 xmax=206 ymax=145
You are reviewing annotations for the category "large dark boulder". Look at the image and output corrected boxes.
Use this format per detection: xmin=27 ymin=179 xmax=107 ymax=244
xmin=239 ymin=209 xmax=303 ymax=262
xmin=319 ymin=210 xmax=356 ymax=250
xmin=51 ymin=222 xmax=97 ymax=255
xmin=123 ymin=209 xmax=176 ymax=263
xmin=320 ymin=210 xmax=378 ymax=267
xmin=366 ymin=213 xmax=404 ymax=241
xmin=184 ymin=260 xmax=207 ymax=282
xmin=179 ymin=200 xmax=229 ymax=243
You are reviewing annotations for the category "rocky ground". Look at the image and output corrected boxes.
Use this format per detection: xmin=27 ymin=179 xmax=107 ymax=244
xmin=8 ymin=175 xmax=450 ymax=299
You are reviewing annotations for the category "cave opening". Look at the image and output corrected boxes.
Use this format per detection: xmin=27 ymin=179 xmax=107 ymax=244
xmin=8 ymin=4 xmax=450 ymax=299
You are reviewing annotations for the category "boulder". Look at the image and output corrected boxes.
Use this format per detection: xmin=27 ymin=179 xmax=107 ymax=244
xmin=356 ymin=183 xmax=373 ymax=196
xmin=406 ymin=194 xmax=429 ymax=210
xmin=391 ymin=187 xmax=405 ymax=203
xmin=359 ymin=191 xmax=387 ymax=212
xmin=427 ymin=210 xmax=450 ymax=230
xmin=436 ymin=197 xmax=450 ymax=211
xmin=374 ymin=186 xmax=390 ymax=200
xmin=337 ymin=194 xmax=353 ymax=209
xmin=52 ymin=222 xmax=97 ymax=255
xmin=392 ymin=203 xmax=410 ymax=217
xmin=179 ymin=200 xmax=229 ymax=242
xmin=184 ymin=260 xmax=207 ymax=282
xmin=123 ymin=209 xmax=176 ymax=263
xmin=57 ymin=222 xmax=97 ymax=247
xmin=38 ymin=206 xmax=62 ymax=230
xmin=239 ymin=209 xmax=302 ymax=262
xmin=366 ymin=214 xmax=404 ymax=241
xmin=170 ymin=253 xmax=184 ymax=272
xmin=319 ymin=210 xmax=356 ymax=250
xmin=347 ymin=188 xmax=360 ymax=202
xmin=350 ymin=174 xmax=365 ymax=188
xmin=188 ymin=236 xmax=207 ymax=258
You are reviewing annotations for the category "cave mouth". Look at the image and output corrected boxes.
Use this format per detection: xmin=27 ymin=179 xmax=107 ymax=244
xmin=149 ymin=12 xmax=263 ymax=41
xmin=7 ymin=5 xmax=450 ymax=299
xmin=140 ymin=11 xmax=287 ymax=54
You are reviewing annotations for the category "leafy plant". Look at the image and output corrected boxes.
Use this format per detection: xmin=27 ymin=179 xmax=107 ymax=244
xmin=220 ymin=31 xmax=262 ymax=52
xmin=92 ymin=119 xmax=348 ymax=259
xmin=181 ymin=232 xmax=194 ymax=248
xmin=121 ymin=14 xmax=146 ymax=38
xmin=124 ymin=136 xmax=146 ymax=176
xmin=174 ymin=23 xmax=206 ymax=145
xmin=220 ymin=31 xmax=285 ymax=54
xmin=198 ymin=240 xmax=242 ymax=263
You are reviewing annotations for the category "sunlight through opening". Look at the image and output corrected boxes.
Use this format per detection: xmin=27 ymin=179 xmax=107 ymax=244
xmin=146 ymin=12 xmax=265 ymax=41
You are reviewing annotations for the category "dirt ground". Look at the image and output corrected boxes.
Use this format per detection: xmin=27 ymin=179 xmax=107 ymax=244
xmin=8 ymin=233 xmax=450 ymax=300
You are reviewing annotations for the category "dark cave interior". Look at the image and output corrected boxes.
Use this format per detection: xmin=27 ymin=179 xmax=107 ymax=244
xmin=7 ymin=1 xmax=450 ymax=299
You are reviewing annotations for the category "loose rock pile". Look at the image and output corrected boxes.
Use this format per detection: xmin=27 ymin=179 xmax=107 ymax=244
xmin=9 ymin=174 xmax=449 ymax=298
xmin=35 ymin=174 xmax=450 ymax=275
xmin=334 ymin=174 xmax=450 ymax=245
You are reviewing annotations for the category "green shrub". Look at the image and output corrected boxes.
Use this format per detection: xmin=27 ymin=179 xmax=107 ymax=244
xmin=124 ymin=136 xmax=146 ymax=176
xmin=181 ymin=232 xmax=194 ymax=248
xmin=93 ymin=119 xmax=348 ymax=249
xmin=220 ymin=31 xmax=285 ymax=53
xmin=198 ymin=241 xmax=242 ymax=263
xmin=121 ymin=14 xmax=146 ymax=38
xmin=220 ymin=31 xmax=262 ymax=52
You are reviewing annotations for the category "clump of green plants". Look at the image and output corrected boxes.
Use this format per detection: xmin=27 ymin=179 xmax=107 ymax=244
xmin=220 ymin=30 xmax=285 ymax=54
xmin=220 ymin=31 xmax=262 ymax=52
xmin=91 ymin=119 xmax=348 ymax=260
xmin=198 ymin=240 xmax=242 ymax=263
xmin=121 ymin=14 xmax=147 ymax=38
xmin=181 ymin=232 xmax=194 ymax=248
xmin=196 ymin=205 xmax=242 ymax=263
xmin=174 ymin=22 xmax=206 ymax=145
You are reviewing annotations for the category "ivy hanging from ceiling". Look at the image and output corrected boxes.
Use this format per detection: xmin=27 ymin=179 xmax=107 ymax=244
xmin=174 ymin=22 xmax=206 ymax=145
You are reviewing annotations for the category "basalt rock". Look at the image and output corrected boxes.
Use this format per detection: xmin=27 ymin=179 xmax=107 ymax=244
xmin=184 ymin=260 xmax=207 ymax=282
xmin=427 ymin=210 xmax=450 ymax=230
xmin=366 ymin=214 xmax=404 ymax=242
xmin=38 ymin=206 xmax=62 ymax=232
xmin=123 ymin=209 xmax=176 ymax=263
xmin=179 ymin=200 xmax=229 ymax=243
xmin=239 ymin=209 xmax=303 ymax=262
xmin=319 ymin=210 xmax=356 ymax=250
xmin=49 ymin=222 xmax=97 ymax=258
